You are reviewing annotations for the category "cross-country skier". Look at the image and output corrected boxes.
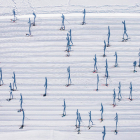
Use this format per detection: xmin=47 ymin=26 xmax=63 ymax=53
xmin=107 ymin=26 xmax=110 ymax=47
xmin=0 ymin=68 xmax=3 ymax=86
xmin=10 ymin=90 xmax=13 ymax=100
xmin=105 ymin=59 xmax=108 ymax=77
xmin=69 ymin=29 xmax=73 ymax=45
xmin=32 ymin=12 xmax=36 ymax=26
xmin=66 ymin=33 xmax=71 ymax=55
xmin=103 ymin=40 xmax=106 ymax=57
xmin=9 ymin=83 xmax=12 ymax=91
xmin=62 ymin=99 xmax=66 ymax=117
xmin=102 ymin=126 xmax=106 ymax=140
xmin=118 ymin=82 xmax=122 ymax=100
xmin=12 ymin=71 xmax=17 ymax=90
xmin=66 ymin=33 xmax=69 ymax=50
xmin=67 ymin=66 xmax=71 ymax=86
xmin=28 ymin=18 xmax=31 ymax=36
xmin=78 ymin=113 xmax=82 ymax=134
xmin=100 ymin=103 xmax=104 ymax=121
xmin=105 ymin=70 xmax=109 ymax=86
xmin=12 ymin=9 xmax=17 ymax=22
xmin=66 ymin=43 xmax=71 ymax=57
xmin=122 ymin=20 xmax=128 ymax=41
xmin=19 ymin=109 xmax=25 ymax=129
xmin=96 ymin=74 xmax=99 ymax=91
xmin=82 ymin=9 xmax=86 ymax=25
xmin=88 ymin=111 xmax=93 ymax=128
xmin=113 ymin=88 xmax=116 ymax=106
xmin=43 ymin=77 xmax=47 ymax=96
xmin=114 ymin=52 xmax=118 ymax=67
xmin=133 ymin=61 xmax=137 ymax=72
xmin=60 ymin=14 xmax=65 ymax=30
xmin=93 ymin=54 xmax=98 ymax=72
xmin=129 ymin=82 xmax=132 ymax=101
xmin=114 ymin=113 xmax=118 ymax=134
xmin=20 ymin=93 xmax=23 ymax=111
xmin=76 ymin=109 xmax=79 ymax=127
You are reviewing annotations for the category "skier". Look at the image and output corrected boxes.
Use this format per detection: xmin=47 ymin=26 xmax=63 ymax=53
xmin=114 ymin=113 xmax=118 ymax=134
xmin=118 ymin=82 xmax=122 ymax=100
xmin=102 ymin=126 xmax=106 ymax=140
xmin=138 ymin=49 xmax=140 ymax=67
xmin=82 ymin=9 xmax=86 ymax=25
xmin=122 ymin=20 xmax=128 ymax=41
xmin=78 ymin=113 xmax=82 ymax=134
xmin=66 ymin=45 xmax=71 ymax=57
xmin=107 ymin=26 xmax=110 ymax=47
xmin=8 ymin=83 xmax=13 ymax=100
xmin=103 ymin=40 xmax=106 ymax=57
xmin=66 ymin=33 xmax=69 ymax=50
xmin=67 ymin=66 xmax=71 ymax=86
xmin=32 ymin=12 xmax=36 ymax=26
xmin=12 ymin=9 xmax=16 ymax=22
xmin=105 ymin=70 xmax=109 ymax=86
xmin=9 ymin=83 xmax=12 ymax=91
xmin=0 ymin=68 xmax=3 ymax=86
xmin=88 ymin=111 xmax=93 ymax=128
xmin=10 ymin=90 xmax=13 ymax=100
xmin=96 ymin=74 xmax=99 ymax=91
xmin=62 ymin=99 xmax=66 ymax=117
xmin=28 ymin=18 xmax=31 ymax=36
xmin=105 ymin=59 xmax=108 ymax=77
xmin=20 ymin=93 xmax=23 ymax=111
xmin=60 ymin=14 xmax=65 ymax=30
xmin=76 ymin=109 xmax=79 ymax=127
xmin=12 ymin=71 xmax=17 ymax=90
xmin=93 ymin=54 xmax=98 ymax=72
xmin=69 ymin=29 xmax=73 ymax=45
xmin=113 ymin=88 xmax=116 ymax=106
xmin=66 ymin=33 xmax=71 ymax=55
xmin=43 ymin=77 xmax=47 ymax=96
xmin=100 ymin=103 xmax=104 ymax=121
xmin=129 ymin=82 xmax=132 ymax=101
xmin=26 ymin=18 xmax=31 ymax=36
xmin=19 ymin=109 xmax=25 ymax=129
xmin=114 ymin=52 xmax=118 ymax=67
xmin=133 ymin=61 xmax=137 ymax=72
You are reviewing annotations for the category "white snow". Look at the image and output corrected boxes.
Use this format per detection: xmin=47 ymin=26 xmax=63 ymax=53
xmin=0 ymin=0 xmax=140 ymax=140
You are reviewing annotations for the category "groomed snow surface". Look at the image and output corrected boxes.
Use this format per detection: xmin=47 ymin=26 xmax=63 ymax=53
xmin=0 ymin=7 xmax=140 ymax=140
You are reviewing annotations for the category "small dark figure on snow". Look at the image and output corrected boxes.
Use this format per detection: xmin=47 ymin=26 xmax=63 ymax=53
xmin=100 ymin=103 xmax=104 ymax=121
xmin=82 ymin=9 xmax=86 ymax=25
xmin=96 ymin=74 xmax=99 ymax=91
xmin=114 ymin=113 xmax=118 ymax=134
xmin=12 ymin=71 xmax=17 ymax=90
xmin=129 ymin=82 xmax=132 ymax=101
xmin=118 ymin=82 xmax=122 ymax=101
xmin=122 ymin=20 xmax=129 ymax=41
xmin=133 ymin=61 xmax=137 ymax=72
xmin=107 ymin=26 xmax=110 ymax=47
xmin=62 ymin=99 xmax=66 ymax=117
xmin=43 ymin=77 xmax=47 ymax=96
xmin=60 ymin=14 xmax=65 ymax=30
xmin=93 ymin=54 xmax=98 ymax=72
xmin=102 ymin=126 xmax=106 ymax=140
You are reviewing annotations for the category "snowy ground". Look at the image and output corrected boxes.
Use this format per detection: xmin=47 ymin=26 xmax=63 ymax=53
xmin=0 ymin=1 xmax=140 ymax=140
xmin=1 ymin=0 xmax=140 ymax=16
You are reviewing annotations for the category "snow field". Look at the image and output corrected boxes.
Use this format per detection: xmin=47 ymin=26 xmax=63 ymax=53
xmin=0 ymin=13 xmax=140 ymax=139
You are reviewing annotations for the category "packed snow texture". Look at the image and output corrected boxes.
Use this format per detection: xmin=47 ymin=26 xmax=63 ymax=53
xmin=1 ymin=0 xmax=140 ymax=16
xmin=0 ymin=1 xmax=140 ymax=140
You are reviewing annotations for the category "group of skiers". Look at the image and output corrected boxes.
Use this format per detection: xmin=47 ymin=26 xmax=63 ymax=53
xmin=0 ymin=8 xmax=137 ymax=138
